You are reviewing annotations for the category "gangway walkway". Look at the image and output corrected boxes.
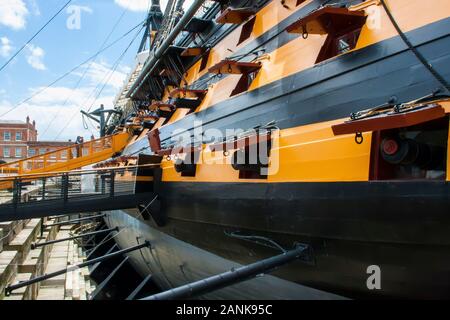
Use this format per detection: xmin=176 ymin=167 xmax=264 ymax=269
xmin=0 ymin=133 xmax=130 ymax=183
xmin=0 ymin=166 xmax=157 ymax=222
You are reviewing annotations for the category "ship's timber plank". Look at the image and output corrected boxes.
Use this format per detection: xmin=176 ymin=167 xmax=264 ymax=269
xmin=72 ymin=243 xmax=80 ymax=300
xmin=19 ymin=247 xmax=44 ymax=274
xmin=76 ymin=244 xmax=88 ymax=299
xmin=37 ymin=286 xmax=65 ymax=300
xmin=2 ymin=272 xmax=33 ymax=300
xmin=65 ymin=240 xmax=75 ymax=299
xmin=0 ymin=228 xmax=3 ymax=252
xmin=0 ymin=251 xmax=19 ymax=299
xmin=42 ymin=240 xmax=69 ymax=287
xmin=0 ymin=220 xmax=25 ymax=245
xmin=65 ymin=268 xmax=73 ymax=298
xmin=4 ymin=219 xmax=42 ymax=264
xmin=42 ymin=259 xmax=68 ymax=286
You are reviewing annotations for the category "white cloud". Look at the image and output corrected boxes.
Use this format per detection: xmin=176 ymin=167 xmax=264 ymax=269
xmin=0 ymin=0 xmax=29 ymax=30
xmin=29 ymin=86 xmax=92 ymax=105
xmin=28 ymin=0 xmax=40 ymax=16
xmin=114 ymin=0 xmax=186 ymax=12
xmin=0 ymin=86 xmax=117 ymax=140
xmin=83 ymin=61 xmax=129 ymax=90
xmin=0 ymin=37 xmax=13 ymax=58
xmin=114 ymin=0 xmax=152 ymax=12
xmin=26 ymin=44 xmax=46 ymax=70
xmin=0 ymin=57 xmax=135 ymax=140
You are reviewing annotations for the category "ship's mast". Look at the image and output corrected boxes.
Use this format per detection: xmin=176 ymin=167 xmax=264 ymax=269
xmin=138 ymin=0 xmax=164 ymax=53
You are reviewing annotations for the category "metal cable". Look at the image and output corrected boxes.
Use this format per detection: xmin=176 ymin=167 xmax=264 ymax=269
xmin=380 ymin=0 xmax=450 ymax=92
xmin=224 ymin=231 xmax=287 ymax=253
xmin=0 ymin=19 xmax=146 ymax=118
xmin=0 ymin=0 xmax=73 ymax=73
xmin=41 ymin=7 xmax=129 ymax=137
xmin=53 ymin=24 xmax=145 ymax=140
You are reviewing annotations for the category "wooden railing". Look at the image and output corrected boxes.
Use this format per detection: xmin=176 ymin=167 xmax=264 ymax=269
xmin=0 ymin=133 xmax=130 ymax=178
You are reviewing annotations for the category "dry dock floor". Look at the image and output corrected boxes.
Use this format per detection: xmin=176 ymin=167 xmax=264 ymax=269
xmin=0 ymin=217 xmax=95 ymax=300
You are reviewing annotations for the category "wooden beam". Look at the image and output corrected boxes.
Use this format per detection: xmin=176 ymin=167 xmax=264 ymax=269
xmin=216 ymin=7 xmax=256 ymax=24
xmin=169 ymin=88 xmax=208 ymax=98
xmin=286 ymin=6 xmax=366 ymax=35
xmin=208 ymin=60 xmax=261 ymax=75
xmin=181 ymin=47 xmax=207 ymax=57
xmin=332 ymin=104 xmax=446 ymax=135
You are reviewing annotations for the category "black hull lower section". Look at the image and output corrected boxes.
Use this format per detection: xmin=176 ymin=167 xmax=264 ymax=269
xmin=104 ymin=210 xmax=344 ymax=300
xmin=106 ymin=181 xmax=450 ymax=299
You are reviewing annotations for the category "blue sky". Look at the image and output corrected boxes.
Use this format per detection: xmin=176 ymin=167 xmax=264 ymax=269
xmin=0 ymin=0 xmax=165 ymax=141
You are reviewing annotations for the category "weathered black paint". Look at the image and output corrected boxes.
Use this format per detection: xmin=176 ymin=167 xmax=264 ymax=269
xmin=145 ymin=180 xmax=450 ymax=298
xmin=124 ymin=17 xmax=450 ymax=155
xmin=114 ymin=7 xmax=450 ymax=300
xmin=158 ymin=18 xmax=450 ymax=144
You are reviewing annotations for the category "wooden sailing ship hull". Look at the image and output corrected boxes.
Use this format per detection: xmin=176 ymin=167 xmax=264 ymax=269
xmin=101 ymin=0 xmax=450 ymax=299
xmin=103 ymin=179 xmax=449 ymax=299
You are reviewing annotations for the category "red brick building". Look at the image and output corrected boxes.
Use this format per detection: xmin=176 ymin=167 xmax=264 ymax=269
xmin=0 ymin=117 xmax=73 ymax=163
xmin=27 ymin=141 xmax=74 ymax=160
xmin=0 ymin=117 xmax=37 ymax=163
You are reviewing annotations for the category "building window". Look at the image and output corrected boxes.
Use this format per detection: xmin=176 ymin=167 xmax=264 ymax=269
xmin=15 ymin=132 xmax=22 ymax=141
xmin=28 ymin=149 xmax=36 ymax=157
xmin=3 ymin=147 xmax=10 ymax=158
xmin=40 ymin=148 xmax=47 ymax=155
xmin=4 ymin=131 xmax=11 ymax=141
xmin=15 ymin=148 xmax=22 ymax=158
xmin=61 ymin=150 xmax=67 ymax=159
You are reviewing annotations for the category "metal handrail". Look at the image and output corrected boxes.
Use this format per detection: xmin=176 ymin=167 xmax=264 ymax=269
xmin=0 ymin=163 xmax=159 ymax=183
xmin=0 ymin=165 xmax=143 ymax=210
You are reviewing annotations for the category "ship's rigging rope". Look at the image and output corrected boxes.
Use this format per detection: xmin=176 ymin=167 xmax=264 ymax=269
xmin=132 ymin=0 xmax=188 ymax=104
xmin=165 ymin=54 xmax=186 ymax=86
xmin=0 ymin=19 xmax=147 ymax=118
xmin=53 ymin=23 xmax=146 ymax=140
xmin=41 ymin=7 xmax=129 ymax=138
xmin=187 ymin=0 xmax=450 ymax=97
xmin=181 ymin=0 xmax=335 ymax=92
xmin=153 ymin=0 xmax=186 ymax=50
xmin=0 ymin=0 xmax=73 ymax=74
xmin=379 ymin=0 xmax=450 ymax=92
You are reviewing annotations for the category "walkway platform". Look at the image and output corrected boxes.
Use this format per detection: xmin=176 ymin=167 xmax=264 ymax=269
xmin=0 ymin=164 xmax=157 ymax=222
xmin=0 ymin=192 xmax=154 ymax=222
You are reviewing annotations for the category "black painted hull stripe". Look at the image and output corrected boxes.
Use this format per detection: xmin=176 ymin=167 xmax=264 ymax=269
xmin=123 ymin=18 xmax=450 ymax=155
xmin=158 ymin=180 xmax=450 ymax=243
xmin=160 ymin=18 xmax=450 ymax=142
xmin=188 ymin=0 xmax=325 ymax=86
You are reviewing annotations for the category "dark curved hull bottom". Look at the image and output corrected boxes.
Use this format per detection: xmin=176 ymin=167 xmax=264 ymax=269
xmin=103 ymin=210 xmax=344 ymax=300
xmin=104 ymin=181 xmax=450 ymax=299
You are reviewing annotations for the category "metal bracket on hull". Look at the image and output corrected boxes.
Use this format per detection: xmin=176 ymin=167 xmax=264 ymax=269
xmin=43 ymin=213 xmax=106 ymax=228
xmin=332 ymin=99 xmax=449 ymax=136
xmin=31 ymin=227 xmax=118 ymax=250
xmin=138 ymin=195 xmax=166 ymax=226
xmin=126 ymin=274 xmax=153 ymax=300
xmin=140 ymin=244 xmax=310 ymax=300
xmin=89 ymin=256 xmax=130 ymax=300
